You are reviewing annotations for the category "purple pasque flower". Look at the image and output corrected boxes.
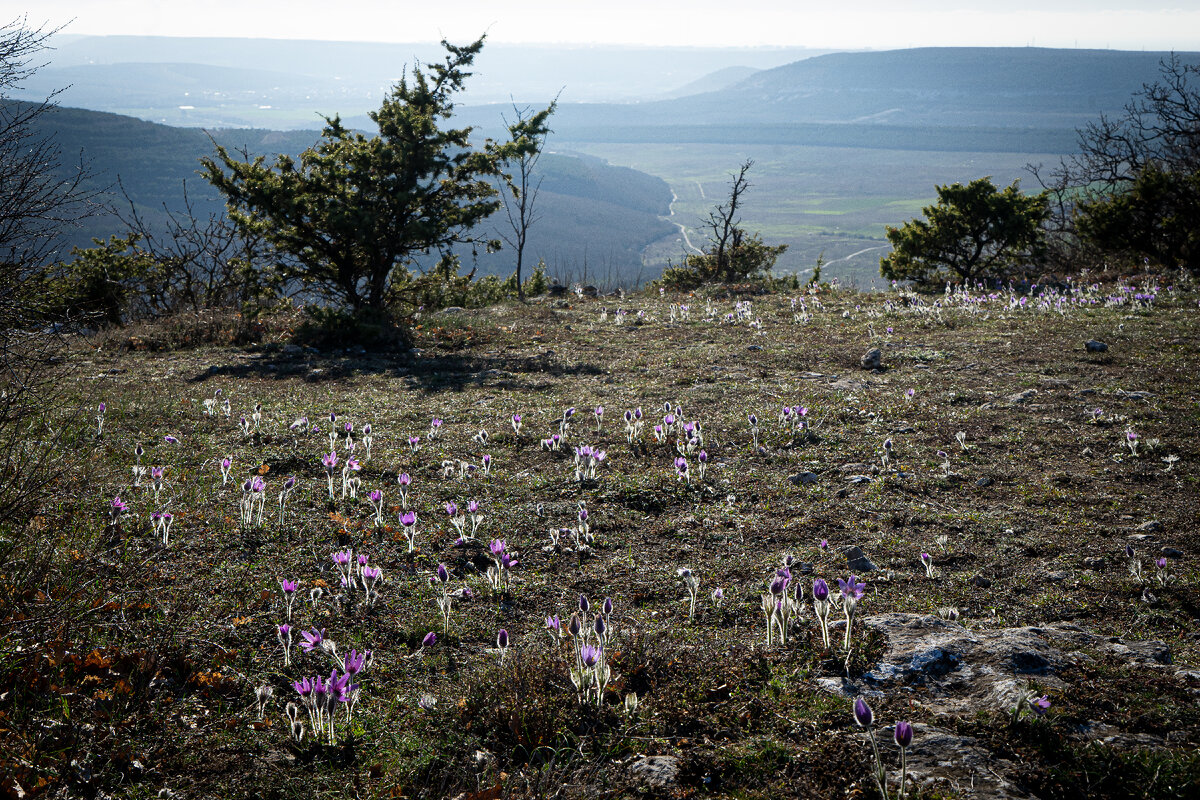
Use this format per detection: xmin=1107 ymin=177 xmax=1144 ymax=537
xmin=819 ymin=539 xmax=829 ymax=552
xmin=110 ymin=496 xmax=128 ymax=514
xmin=490 ymin=538 xmax=509 ymax=558
xmin=579 ymin=594 xmax=590 ymax=613
xmin=1032 ymin=695 xmax=1051 ymax=715
xmin=300 ymin=627 xmax=325 ymax=652
xmin=602 ymin=597 xmax=614 ymax=616
xmin=277 ymin=623 xmax=292 ymax=642
xmin=280 ymin=578 xmax=298 ymax=596
xmin=579 ymin=644 xmax=601 ymax=668
xmin=445 ymin=501 xmax=458 ymax=517
xmin=853 ymin=696 xmax=874 ymax=728
xmin=813 ymin=578 xmax=830 ymax=602
xmin=164 ymin=435 xmax=179 ymax=444
xmin=322 ymin=451 xmax=338 ymax=470
xmin=331 ymin=549 xmax=353 ymax=567
xmin=497 ymin=629 xmax=509 ymax=649
xmin=921 ymin=552 xmax=933 ymax=567
xmin=400 ymin=510 xmax=417 ymax=527
xmin=422 ymin=631 xmax=438 ymax=648
xmin=343 ymin=649 xmax=369 ymax=676
xmin=435 ymin=563 xmax=450 ymax=584
xmin=368 ymin=488 xmax=382 ymax=503
xmin=546 ymin=614 xmax=561 ymax=632
xmin=838 ymin=575 xmax=866 ymax=601
xmin=397 ymin=472 xmax=411 ymax=487
xmin=293 ymin=676 xmax=313 ymax=697
xmin=894 ymin=720 xmax=913 ymax=747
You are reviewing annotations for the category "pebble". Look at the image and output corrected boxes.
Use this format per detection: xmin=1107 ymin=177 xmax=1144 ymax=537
xmin=968 ymin=574 xmax=992 ymax=589
xmin=1085 ymin=340 xmax=1108 ymax=353
xmin=976 ymin=477 xmax=994 ymax=488
xmin=1161 ymin=547 xmax=1184 ymax=559
xmin=788 ymin=472 xmax=820 ymax=486
xmin=860 ymin=348 xmax=883 ymax=370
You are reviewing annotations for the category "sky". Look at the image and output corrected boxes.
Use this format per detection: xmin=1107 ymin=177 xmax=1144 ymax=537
xmin=8 ymin=0 xmax=1200 ymax=50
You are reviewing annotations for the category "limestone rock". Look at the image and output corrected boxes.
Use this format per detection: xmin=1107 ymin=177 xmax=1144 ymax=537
xmin=628 ymin=755 xmax=679 ymax=789
xmin=842 ymin=545 xmax=877 ymax=572
xmin=1085 ymin=339 xmax=1108 ymax=353
xmin=860 ymin=348 xmax=883 ymax=370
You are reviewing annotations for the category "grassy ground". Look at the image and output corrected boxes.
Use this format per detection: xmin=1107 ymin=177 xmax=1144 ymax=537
xmin=1 ymin=274 xmax=1198 ymax=799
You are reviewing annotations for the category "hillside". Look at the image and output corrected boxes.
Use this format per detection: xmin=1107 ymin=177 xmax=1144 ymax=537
xmin=22 ymin=102 xmax=674 ymax=286
xmin=2 ymin=278 xmax=1197 ymax=798
xmin=516 ymin=47 xmax=1199 ymax=151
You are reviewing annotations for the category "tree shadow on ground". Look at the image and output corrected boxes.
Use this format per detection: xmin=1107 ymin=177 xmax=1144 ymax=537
xmin=188 ymin=348 xmax=606 ymax=392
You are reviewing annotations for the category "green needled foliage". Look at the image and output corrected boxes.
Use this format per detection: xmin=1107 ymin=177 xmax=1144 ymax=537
xmin=880 ymin=177 xmax=1050 ymax=286
xmin=201 ymin=36 xmax=551 ymax=313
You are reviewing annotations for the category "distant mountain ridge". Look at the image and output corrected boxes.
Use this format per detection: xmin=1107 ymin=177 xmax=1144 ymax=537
xmin=524 ymin=46 xmax=1200 ymax=152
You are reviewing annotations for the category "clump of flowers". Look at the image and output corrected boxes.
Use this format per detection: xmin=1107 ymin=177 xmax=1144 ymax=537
xmin=428 ymin=417 xmax=443 ymax=440
xmin=95 ymin=402 xmax=106 ymax=436
xmin=837 ymin=574 xmax=867 ymax=649
xmin=151 ymin=510 xmax=174 ymax=545
xmin=511 ymin=413 xmax=522 ymax=436
xmin=748 ymin=413 xmax=760 ymax=450
xmin=322 ymin=452 xmax=338 ymax=499
xmin=219 ymin=455 xmax=233 ymax=486
xmin=920 ymin=551 xmax=936 ymax=579
xmin=487 ymin=539 xmax=519 ymax=591
xmin=623 ymin=408 xmax=645 ymax=444
xmin=761 ymin=564 xmax=804 ymax=647
xmin=277 ymin=476 xmax=297 ymax=525
xmin=573 ymin=444 xmax=607 ymax=481
xmin=240 ymin=476 xmax=267 ymax=527
xmin=341 ymin=457 xmax=362 ymax=499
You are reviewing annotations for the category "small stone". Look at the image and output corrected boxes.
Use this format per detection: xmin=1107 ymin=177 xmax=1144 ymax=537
xmin=1046 ymin=571 xmax=1070 ymax=582
xmin=1138 ymin=520 xmax=1164 ymax=532
xmin=282 ymin=343 xmax=302 ymax=355
xmin=1161 ymin=547 xmax=1184 ymax=559
xmin=968 ymin=574 xmax=992 ymax=589
xmin=628 ymin=756 xmax=680 ymax=789
xmin=839 ymin=463 xmax=875 ymax=473
xmin=1085 ymin=339 xmax=1108 ymax=353
xmin=975 ymin=477 xmax=994 ymax=488
xmin=842 ymin=545 xmax=877 ymax=572
xmin=847 ymin=475 xmax=872 ymax=484
xmin=835 ymin=488 xmax=849 ymax=499
xmin=747 ymin=344 xmax=762 ymax=351
xmin=1008 ymin=389 xmax=1037 ymax=405
xmin=788 ymin=472 xmax=820 ymax=486
xmin=441 ymin=306 xmax=464 ymax=314
xmin=1083 ymin=557 xmax=1106 ymax=571
xmin=860 ymin=348 xmax=883 ymax=370
xmin=1128 ymin=533 xmax=1153 ymax=542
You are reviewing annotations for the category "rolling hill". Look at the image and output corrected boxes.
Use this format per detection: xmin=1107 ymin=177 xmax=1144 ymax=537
xmin=19 ymin=102 xmax=675 ymax=287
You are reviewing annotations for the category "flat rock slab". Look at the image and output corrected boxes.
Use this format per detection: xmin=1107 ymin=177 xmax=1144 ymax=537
xmin=901 ymin=724 xmax=1034 ymax=800
xmin=820 ymin=614 xmax=1172 ymax=716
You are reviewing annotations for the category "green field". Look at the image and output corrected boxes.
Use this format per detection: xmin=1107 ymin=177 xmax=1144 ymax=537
xmin=559 ymin=142 xmax=1064 ymax=289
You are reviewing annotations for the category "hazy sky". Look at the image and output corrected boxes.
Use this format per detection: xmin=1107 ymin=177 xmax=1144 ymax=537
xmin=9 ymin=0 xmax=1200 ymax=50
